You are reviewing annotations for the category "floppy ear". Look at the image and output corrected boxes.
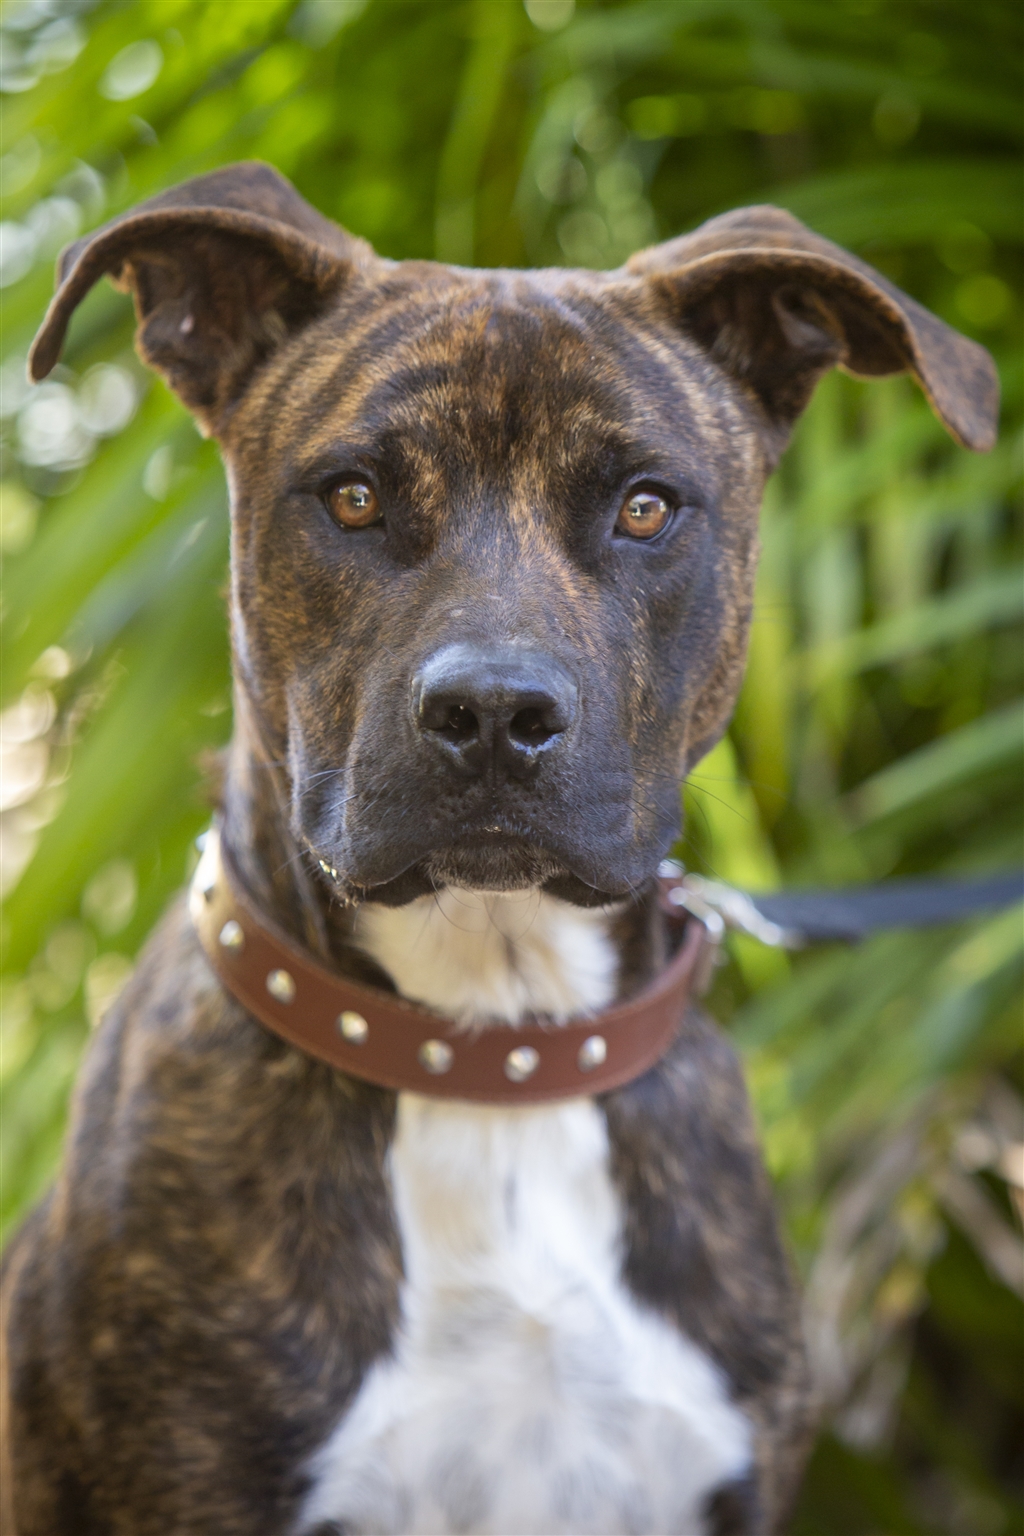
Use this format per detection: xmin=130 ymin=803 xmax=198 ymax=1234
xmin=627 ymin=205 xmax=998 ymax=454
xmin=29 ymin=161 xmax=376 ymax=434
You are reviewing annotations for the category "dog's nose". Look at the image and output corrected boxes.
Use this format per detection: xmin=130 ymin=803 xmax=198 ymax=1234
xmin=413 ymin=644 xmax=578 ymax=780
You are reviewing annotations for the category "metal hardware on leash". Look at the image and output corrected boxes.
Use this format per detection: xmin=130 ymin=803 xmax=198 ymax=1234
xmin=659 ymin=860 xmax=802 ymax=952
xmin=684 ymin=874 xmax=803 ymax=949
xmin=659 ymin=861 xmax=725 ymax=991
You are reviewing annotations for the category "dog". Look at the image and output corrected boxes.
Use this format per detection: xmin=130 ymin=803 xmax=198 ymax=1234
xmin=1 ymin=162 xmax=996 ymax=1536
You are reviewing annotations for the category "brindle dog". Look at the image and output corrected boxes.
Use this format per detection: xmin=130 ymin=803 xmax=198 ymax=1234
xmin=1 ymin=164 xmax=996 ymax=1536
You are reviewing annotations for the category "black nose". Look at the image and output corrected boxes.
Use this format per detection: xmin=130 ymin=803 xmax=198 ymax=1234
xmin=413 ymin=643 xmax=578 ymax=780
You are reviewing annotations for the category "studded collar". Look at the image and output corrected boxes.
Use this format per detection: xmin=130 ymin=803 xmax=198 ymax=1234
xmin=189 ymin=827 xmax=717 ymax=1105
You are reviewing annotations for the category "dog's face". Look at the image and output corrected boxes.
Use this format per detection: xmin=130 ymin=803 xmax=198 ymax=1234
xmin=31 ymin=164 xmax=996 ymax=906
xmin=228 ymin=268 xmax=766 ymax=903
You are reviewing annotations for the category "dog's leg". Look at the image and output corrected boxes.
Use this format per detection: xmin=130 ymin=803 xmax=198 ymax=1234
xmin=1 ymin=1213 xmax=103 ymax=1536
xmin=704 ymin=1472 xmax=762 ymax=1536
xmin=604 ymin=1009 xmax=814 ymax=1536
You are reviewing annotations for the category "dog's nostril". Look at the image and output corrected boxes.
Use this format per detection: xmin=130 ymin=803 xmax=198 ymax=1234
xmin=509 ymin=706 xmax=555 ymax=746
xmin=445 ymin=704 xmax=478 ymax=738
xmin=413 ymin=644 xmax=578 ymax=778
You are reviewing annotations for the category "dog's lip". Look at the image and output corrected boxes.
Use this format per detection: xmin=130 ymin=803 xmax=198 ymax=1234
xmin=307 ymin=779 xmax=665 ymax=900
xmin=362 ymin=838 xmax=636 ymax=904
xmin=313 ymin=825 xmax=636 ymax=903
xmin=363 ymin=830 xmax=550 ymax=884
xmin=441 ymin=826 xmax=536 ymax=845
xmin=359 ymin=861 xmax=630 ymax=908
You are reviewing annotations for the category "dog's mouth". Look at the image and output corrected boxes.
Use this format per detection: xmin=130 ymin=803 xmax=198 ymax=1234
xmin=314 ymin=828 xmax=637 ymax=909
xmin=301 ymin=754 xmax=678 ymax=909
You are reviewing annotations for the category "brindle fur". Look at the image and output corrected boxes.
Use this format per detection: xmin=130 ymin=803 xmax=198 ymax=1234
xmin=2 ymin=163 xmax=996 ymax=1535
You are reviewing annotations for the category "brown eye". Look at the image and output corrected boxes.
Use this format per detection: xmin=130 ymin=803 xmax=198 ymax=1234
xmin=326 ymin=481 xmax=380 ymax=528
xmin=615 ymin=490 xmax=671 ymax=540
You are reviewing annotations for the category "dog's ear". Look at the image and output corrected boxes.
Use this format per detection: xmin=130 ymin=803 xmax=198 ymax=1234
xmin=29 ymin=161 xmax=375 ymax=434
xmin=627 ymin=205 xmax=998 ymax=453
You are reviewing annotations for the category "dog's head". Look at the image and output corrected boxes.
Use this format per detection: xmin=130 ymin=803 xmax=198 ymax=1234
xmin=31 ymin=163 xmax=997 ymax=906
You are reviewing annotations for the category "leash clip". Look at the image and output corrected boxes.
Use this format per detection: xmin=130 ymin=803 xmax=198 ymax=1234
xmin=659 ymin=862 xmax=803 ymax=952
xmin=683 ymin=874 xmax=804 ymax=949
xmin=659 ymin=861 xmax=725 ymax=992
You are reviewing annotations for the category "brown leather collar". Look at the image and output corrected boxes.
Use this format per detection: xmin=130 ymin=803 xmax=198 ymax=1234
xmin=189 ymin=828 xmax=717 ymax=1105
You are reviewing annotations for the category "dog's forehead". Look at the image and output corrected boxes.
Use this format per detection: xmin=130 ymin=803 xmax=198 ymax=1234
xmin=267 ymin=264 xmax=737 ymax=481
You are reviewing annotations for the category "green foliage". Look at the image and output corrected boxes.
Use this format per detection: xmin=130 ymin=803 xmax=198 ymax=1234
xmin=1 ymin=1 xmax=1021 ymax=1530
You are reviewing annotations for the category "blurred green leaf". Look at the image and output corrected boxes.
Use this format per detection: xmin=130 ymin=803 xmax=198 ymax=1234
xmin=851 ymin=701 xmax=1023 ymax=823
xmin=811 ymin=570 xmax=1024 ymax=681
xmin=774 ymin=159 xmax=1024 ymax=247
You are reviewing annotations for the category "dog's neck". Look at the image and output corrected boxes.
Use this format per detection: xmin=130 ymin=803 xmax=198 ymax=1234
xmin=219 ymin=700 xmax=666 ymax=1015
xmin=354 ymin=889 xmax=620 ymax=1028
xmin=218 ymin=694 xmax=360 ymax=968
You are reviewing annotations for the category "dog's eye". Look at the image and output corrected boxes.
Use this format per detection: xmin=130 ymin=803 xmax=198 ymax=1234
xmin=325 ymin=480 xmax=380 ymax=528
xmin=615 ymin=491 xmax=671 ymax=540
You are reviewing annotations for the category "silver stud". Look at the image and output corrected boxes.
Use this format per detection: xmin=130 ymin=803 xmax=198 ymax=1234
xmin=577 ymin=1034 xmax=607 ymax=1072
xmin=338 ymin=1010 xmax=369 ymax=1045
xmin=504 ymin=1045 xmax=540 ymax=1083
xmin=418 ymin=1039 xmax=454 ymax=1075
xmin=218 ymin=919 xmax=244 ymax=950
xmin=266 ymin=968 xmax=296 ymax=1003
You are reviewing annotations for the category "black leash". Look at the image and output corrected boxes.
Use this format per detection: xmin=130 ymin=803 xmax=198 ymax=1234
xmin=660 ymin=866 xmax=1024 ymax=948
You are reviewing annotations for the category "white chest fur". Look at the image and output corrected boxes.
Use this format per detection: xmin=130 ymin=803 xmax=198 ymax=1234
xmin=297 ymin=892 xmax=751 ymax=1536
xmin=353 ymin=886 xmax=620 ymax=1028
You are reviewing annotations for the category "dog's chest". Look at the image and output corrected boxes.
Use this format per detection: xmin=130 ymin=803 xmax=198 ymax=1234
xmin=298 ymin=892 xmax=751 ymax=1535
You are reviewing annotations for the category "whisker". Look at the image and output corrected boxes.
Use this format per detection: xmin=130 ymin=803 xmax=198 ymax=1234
xmin=688 ymin=770 xmax=786 ymax=804
xmin=684 ymin=782 xmax=753 ymax=825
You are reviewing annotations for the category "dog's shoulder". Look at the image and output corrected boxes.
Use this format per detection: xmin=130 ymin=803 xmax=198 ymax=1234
xmin=2 ymin=899 xmax=404 ymax=1533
